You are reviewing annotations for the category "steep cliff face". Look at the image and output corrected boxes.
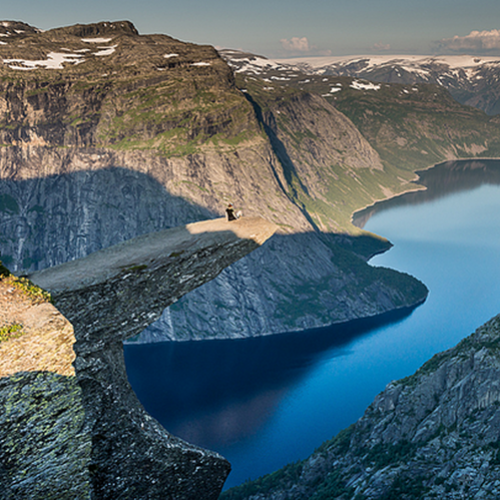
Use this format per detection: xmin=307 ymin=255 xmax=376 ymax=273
xmin=139 ymin=232 xmax=426 ymax=342
xmin=0 ymin=21 xmax=429 ymax=342
xmin=0 ymin=217 xmax=276 ymax=499
xmin=243 ymin=83 xmax=385 ymax=232
xmin=222 ymin=314 xmax=500 ymax=500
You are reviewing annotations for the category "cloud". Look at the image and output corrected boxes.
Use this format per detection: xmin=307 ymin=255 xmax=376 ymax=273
xmin=279 ymin=37 xmax=331 ymax=56
xmin=435 ymin=29 xmax=500 ymax=54
xmin=280 ymin=37 xmax=311 ymax=53
xmin=372 ymin=41 xmax=391 ymax=52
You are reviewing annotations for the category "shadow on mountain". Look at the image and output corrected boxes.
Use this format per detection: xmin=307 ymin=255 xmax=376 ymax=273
xmin=124 ymin=304 xmax=417 ymax=450
xmin=0 ymin=166 xmax=216 ymax=273
xmin=353 ymin=159 xmax=500 ymax=228
xmin=0 ymin=164 xmax=426 ymax=448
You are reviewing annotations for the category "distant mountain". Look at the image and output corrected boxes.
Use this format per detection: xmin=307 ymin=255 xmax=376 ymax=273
xmin=220 ymin=50 xmax=500 ymax=115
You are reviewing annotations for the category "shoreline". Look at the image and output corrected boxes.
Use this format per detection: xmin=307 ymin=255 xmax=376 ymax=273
xmin=350 ymin=156 xmax=500 ymax=229
xmin=125 ymin=295 xmax=427 ymax=345
xmin=126 ymin=157 xmax=500 ymax=346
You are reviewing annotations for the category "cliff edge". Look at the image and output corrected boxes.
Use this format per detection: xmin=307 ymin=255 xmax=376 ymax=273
xmin=0 ymin=216 xmax=276 ymax=499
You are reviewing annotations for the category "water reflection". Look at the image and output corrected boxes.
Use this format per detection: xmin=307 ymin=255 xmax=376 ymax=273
xmin=353 ymin=159 xmax=500 ymax=228
xmin=124 ymin=307 xmax=413 ymax=449
xmin=125 ymin=158 xmax=500 ymax=488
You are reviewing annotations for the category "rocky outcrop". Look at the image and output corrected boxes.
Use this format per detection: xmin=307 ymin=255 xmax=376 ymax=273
xmin=1 ymin=217 xmax=276 ymax=499
xmin=222 ymin=314 xmax=500 ymax=500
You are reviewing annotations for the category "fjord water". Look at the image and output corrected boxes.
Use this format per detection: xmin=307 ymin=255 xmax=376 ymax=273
xmin=124 ymin=160 xmax=500 ymax=489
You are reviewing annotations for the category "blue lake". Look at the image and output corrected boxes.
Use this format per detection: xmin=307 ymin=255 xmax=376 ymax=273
xmin=124 ymin=160 xmax=500 ymax=490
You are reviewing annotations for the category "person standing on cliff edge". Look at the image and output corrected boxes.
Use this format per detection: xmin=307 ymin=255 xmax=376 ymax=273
xmin=226 ymin=203 xmax=237 ymax=221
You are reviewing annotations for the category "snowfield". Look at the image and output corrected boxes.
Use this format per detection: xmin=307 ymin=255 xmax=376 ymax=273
xmin=94 ymin=45 xmax=117 ymax=57
xmin=3 ymin=52 xmax=84 ymax=70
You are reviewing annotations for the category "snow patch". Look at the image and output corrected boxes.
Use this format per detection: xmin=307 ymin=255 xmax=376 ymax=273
xmin=82 ymin=37 xmax=113 ymax=43
xmin=329 ymin=87 xmax=342 ymax=93
xmin=191 ymin=62 xmax=211 ymax=66
xmin=94 ymin=45 xmax=117 ymax=57
xmin=0 ymin=41 xmax=6 ymax=45
xmin=164 ymin=53 xmax=179 ymax=58
xmin=350 ymin=80 xmax=381 ymax=91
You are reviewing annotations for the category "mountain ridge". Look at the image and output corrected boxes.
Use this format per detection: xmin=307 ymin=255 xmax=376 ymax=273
xmin=0 ymin=20 xmax=430 ymax=342
xmin=222 ymin=50 xmax=500 ymax=115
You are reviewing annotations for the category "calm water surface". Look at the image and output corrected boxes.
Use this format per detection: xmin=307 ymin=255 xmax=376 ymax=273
xmin=124 ymin=160 xmax=500 ymax=489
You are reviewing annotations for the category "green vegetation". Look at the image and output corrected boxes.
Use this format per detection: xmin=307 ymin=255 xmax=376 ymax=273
xmin=7 ymin=276 xmax=53 ymax=303
xmin=236 ymin=73 xmax=500 ymax=233
xmin=331 ymin=82 xmax=500 ymax=172
xmin=380 ymin=473 xmax=430 ymax=500
xmin=0 ymin=194 xmax=19 ymax=214
xmin=0 ymin=24 xmax=261 ymax=159
xmin=309 ymin=471 xmax=354 ymax=500
xmin=169 ymin=250 xmax=185 ymax=258
xmin=273 ymin=241 xmax=427 ymax=329
xmin=0 ymin=323 xmax=23 ymax=343
xmin=0 ymin=261 xmax=52 ymax=304
xmin=121 ymin=264 xmax=148 ymax=273
xmin=364 ymin=440 xmax=416 ymax=468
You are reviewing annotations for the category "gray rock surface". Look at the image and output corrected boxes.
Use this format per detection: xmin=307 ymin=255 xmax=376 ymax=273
xmin=0 ymin=21 xmax=430 ymax=342
xmin=0 ymin=145 xmax=427 ymax=342
xmin=2 ymin=216 xmax=276 ymax=499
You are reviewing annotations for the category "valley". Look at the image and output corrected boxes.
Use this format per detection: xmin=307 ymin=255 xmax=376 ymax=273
xmin=1 ymin=19 xmax=500 ymax=500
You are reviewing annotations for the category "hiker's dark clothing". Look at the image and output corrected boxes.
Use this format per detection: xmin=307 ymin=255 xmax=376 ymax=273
xmin=226 ymin=207 xmax=236 ymax=221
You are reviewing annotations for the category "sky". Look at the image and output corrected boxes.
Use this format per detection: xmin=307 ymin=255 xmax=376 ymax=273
xmin=3 ymin=0 xmax=500 ymax=58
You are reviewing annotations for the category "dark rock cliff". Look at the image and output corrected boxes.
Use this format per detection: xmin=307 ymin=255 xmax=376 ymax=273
xmin=1 ymin=217 xmax=276 ymax=499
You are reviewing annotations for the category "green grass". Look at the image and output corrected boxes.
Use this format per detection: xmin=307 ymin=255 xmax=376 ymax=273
xmin=0 ymin=323 xmax=23 ymax=343
xmin=2 ymin=273 xmax=53 ymax=304
xmin=221 ymin=460 xmax=304 ymax=500
xmin=0 ymin=260 xmax=10 ymax=277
